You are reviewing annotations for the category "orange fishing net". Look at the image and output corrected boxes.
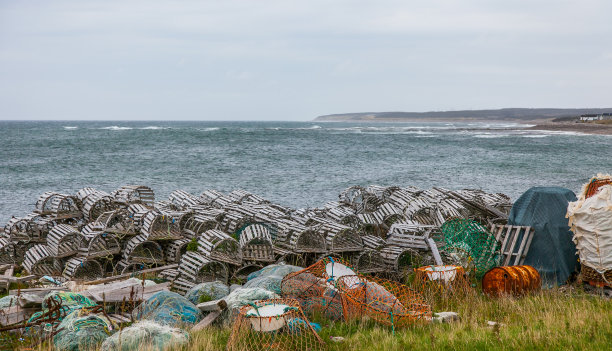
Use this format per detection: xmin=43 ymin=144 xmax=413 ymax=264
xmin=280 ymin=256 xmax=356 ymax=320
xmin=227 ymin=298 xmax=324 ymax=351
xmin=336 ymin=274 xmax=432 ymax=329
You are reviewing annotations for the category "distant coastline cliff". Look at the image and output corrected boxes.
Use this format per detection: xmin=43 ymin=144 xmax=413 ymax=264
xmin=314 ymin=108 xmax=612 ymax=122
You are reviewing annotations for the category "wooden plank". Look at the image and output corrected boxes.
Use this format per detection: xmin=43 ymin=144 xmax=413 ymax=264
xmin=426 ymin=238 xmax=443 ymax=266
xmin=91 ymin=282 xmax=171 ymax=303
xmin=196 ymin=299 xmax=227 ymax=312
xmin=0 ymin=306 xmax=37 ymax=326
xmin=9 ymin=287 xmax=67 ymax=297
xmin=191 ymin=310 xmax=222 ymax=332
xmin=0 ymin=275 xmax=37 ymax=283
xmin=83 ymin=264 xmax=178 ymax=285
xmin=503 ymin=226 xmax=521 ymax=266
xmin=519 ymin=227 xmax=535 ymax=265
xmin=512 ymin=227 xmax=530 ymax=266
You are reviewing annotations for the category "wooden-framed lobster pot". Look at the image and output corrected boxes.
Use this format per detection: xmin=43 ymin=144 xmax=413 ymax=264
xmin=379 ymin=245 xmax=430 ymax=272
xmin=96 ymin=209 xmax=136 ymax=236
xmin=81 ymin=192 xmax=115 ymax=221
xmin=123 ymin=234 xmax=164 ymax=264
xmin=230 ymin=263 xmax=264 ymax=284
xmin=164 ymin=238 xmax=191 ymax=263
xmin=23 ymin=244 xmax=61 ymax=276
xmin=113 ymin=185 xmax=155 ymax=206
xmin=0 ymin=237 xmax=15 ymax=264
xmin=4 ymin=216 xmax=35 ymax=242
xmin=181 ymin=213 xmax=220 ymax=239
xmin=239 ymin=224 xmax=275 ymax=263
xmin=177 ymin=251 xmax=229 ymax=284
xmin=34 ymin=192 xmax=82 ymax=219
xmin=114 ymin=259 xmax=158 ymax=275
xmin=168 ymin=189 xmax=200 ymax=209
xmin=351 ymin=249 xmax=386 ymax=274
xmin=221 ymin=210 xmax=256 ymax=234
xmin=79 ymin=223 xmax=121 ymax=258
xmin=317 ymin=222 xmax=363 ymax=253
xmin=140 ymin=211 xmax=182 ymax=240
xmin=275 ymin=220 xmax=327 ymax=253
xmin=198 ymin=229 xmax=242 ymax=266
xmin=63 ymin=256 xmax=103 ymax=280
xmin=47 ymin=224 xmax=83 ymax=257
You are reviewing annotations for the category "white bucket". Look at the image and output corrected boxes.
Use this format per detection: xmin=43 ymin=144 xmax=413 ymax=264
xmin=246 ymin=303 xmax=290 ymax=332
xmin=424 ymin=265 xmax=458 ymax=283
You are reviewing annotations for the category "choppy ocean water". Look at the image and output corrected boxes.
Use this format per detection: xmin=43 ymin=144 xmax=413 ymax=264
xmin=1 ymin=120 xmax=610 ymax=224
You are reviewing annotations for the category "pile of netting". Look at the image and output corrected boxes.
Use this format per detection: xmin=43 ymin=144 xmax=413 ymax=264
xmin=132 ymin=291 xmax=202 ymax=327
xmin=440 ymin=218 xmax=501 ymax=278
xmin=281 ymin=257 xmax=356 ymax=321
xmin=227 ymin=298 xmax=324 ymax=351
xmin=100 ymin=320 xmax=190 ymax=351
xmin=27 ymin=292 xmax=98 ymax=334
xmin=185 ymin=281 xmax=230 ymax=304
xmin=53 ymin=309 xmax=115 ymax=351
xmin=243 ymin=264 xmax=303 ymax=295
xmin=336 ymin=275 xmax=432 ymax=330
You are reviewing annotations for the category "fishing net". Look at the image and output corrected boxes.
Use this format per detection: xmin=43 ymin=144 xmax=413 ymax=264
xmin=246 ymin=264 xmax=303 ymax=281
xmin=336 ymin=275 xmax=432 ymax=329
xmin=53 ymin=309 xmax=114 ymax=351
xmin=100 ymin=320 xmax=190 ymax=351
xmin=27 ymin=292 xmax=97 ymax=334
xmin=413 ymin=265 xmax=471 ymax=301
xmin=440 ymin=218 xmax=501 ymax=278
xmin=184 ymin=281 xmax=230 ymax=304
xmin=132 ymin=291 xmax=202 ymax=327
xmin=224 ymin=287 xmax=279 ymax=312
xmin=281 ymin=256 xmax=356 ymax=320
xmin=227 ymin=298 xmax=324 ymax=351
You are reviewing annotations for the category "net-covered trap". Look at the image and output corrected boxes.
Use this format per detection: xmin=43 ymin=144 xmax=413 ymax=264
xmin=413 ymin=265 xmax=471 ymax=299
xmin=281 ymin=256 xmax=357 ymax=320
xmin=227 ymin=298 xmax=324 ymax=351
xmin=336 ymin=275 xmax=432 ymax=329
xmin=440 ymin=218 xmax=501 ymax=278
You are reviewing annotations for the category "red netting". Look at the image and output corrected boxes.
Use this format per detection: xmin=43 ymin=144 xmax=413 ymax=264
xmin=585 ymin=178 xmax=612 ymax=199
xmin=227 ymin=298 xmax=324 ymax=351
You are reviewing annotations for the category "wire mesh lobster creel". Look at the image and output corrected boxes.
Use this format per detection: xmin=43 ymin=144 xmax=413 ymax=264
xmin=23 ymin=244 xmax=62 ymax=276
xmin=440 ymin=218 xmax=501 ymax=278
xmin=336 ymin=274 xmax=432 ymax=328
xmin=198 ymin=229 xmax=242 ymax=266
xmin=47 ymin=224 xmax=83 ymax=257
xmin=281 ymin=256 xmax=358 ymax=320
xmin=227 ymin=298 xmax=324 ymax=351
xmin=177 ymin=251 xmax=229 ymax=284
xmin=63 ymin=256 xmax=104 ymax=280
xmin=413 ymin=265 xmax=471 ymax=300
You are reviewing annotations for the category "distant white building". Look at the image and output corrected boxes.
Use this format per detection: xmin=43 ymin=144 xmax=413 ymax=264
xmin=580 ymin=113 xmax=612 ymax=121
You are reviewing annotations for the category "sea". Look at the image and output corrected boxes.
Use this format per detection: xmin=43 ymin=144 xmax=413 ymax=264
xmin=1 ymin=120 xmax=611 ymax=224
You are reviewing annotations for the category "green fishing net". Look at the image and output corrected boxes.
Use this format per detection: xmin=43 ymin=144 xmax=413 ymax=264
xmin=132 ymin=290 xmax=202 ymax=327
xmin=26 ymin=292 xmax=97 ymax=334
xmin=53 ymin=309 xmax=114 ymax=351
xmin=100 ymin=320 xmax=189 ymax=351
xmin=440 ymin=218 xmax=501 ymax=278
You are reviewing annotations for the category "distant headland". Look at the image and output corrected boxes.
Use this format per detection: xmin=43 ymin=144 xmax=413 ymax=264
xmin=314 ymin=108 xmax=612 ymax=122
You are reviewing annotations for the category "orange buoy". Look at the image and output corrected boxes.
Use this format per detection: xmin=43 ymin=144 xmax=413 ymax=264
xmin=482 ymin=265 xmax=541 ymax=296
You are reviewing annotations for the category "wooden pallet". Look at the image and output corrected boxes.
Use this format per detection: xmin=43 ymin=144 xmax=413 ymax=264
xmin=489 ymin=224 xmax=535 ymax=266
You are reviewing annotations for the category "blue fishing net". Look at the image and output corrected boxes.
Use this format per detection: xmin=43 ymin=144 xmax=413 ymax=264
xmin=132 ymin=290 xmax=202 ymax=327
xmin=246 ymin=264 xmax=303 ymax=281
xmin=53 ymin=310 xmax=113 ymax=351
xmin=100 ymin=320 xmax=190 ymax=351
xmin=184 ymin=281 xmax=230 ymax=304
xmin=27 ymin=292 xmax=97 ymax=333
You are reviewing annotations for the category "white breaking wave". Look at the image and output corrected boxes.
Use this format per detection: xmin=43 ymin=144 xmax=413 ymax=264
xmin=199 ymin=127 xmax=220 ymax=131
xmin=139 ymin=126 xmax=170 ymax=130
xmin=473 ymin=133 xmax=510 ymax=139
xmin=99 ymin=126 xmax=133 ymax=130
xmin=63 ymin=126 xmax=78 ymax=130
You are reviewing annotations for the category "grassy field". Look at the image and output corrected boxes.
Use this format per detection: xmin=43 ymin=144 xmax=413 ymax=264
xmin=187 ymin=287 xmax=611 ymax=351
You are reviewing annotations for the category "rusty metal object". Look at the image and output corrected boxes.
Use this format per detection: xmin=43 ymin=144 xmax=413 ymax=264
xmin=481 ymin=265 xmax=541 ymax=296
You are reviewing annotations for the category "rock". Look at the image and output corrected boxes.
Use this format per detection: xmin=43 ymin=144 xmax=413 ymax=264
xmin=330 ymin=336 xmax=345 ymax=343
xmin=433 ymin=311 xmax=460 ymax=323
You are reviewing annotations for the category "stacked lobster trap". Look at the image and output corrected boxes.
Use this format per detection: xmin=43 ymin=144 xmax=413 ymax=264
xmin=1 ymin=183 xmax=513 ymax=297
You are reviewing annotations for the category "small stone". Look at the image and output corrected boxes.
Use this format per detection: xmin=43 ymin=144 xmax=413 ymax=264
xmin=330 ymin=336 xmax=345 ymax=343
xmin=433 ymin=311 xmax=460 ymax=323
xmin=487 ymin=320 xmax=505 ymax=327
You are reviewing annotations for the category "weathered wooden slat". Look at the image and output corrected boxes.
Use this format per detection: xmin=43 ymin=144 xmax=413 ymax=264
xmin=196 ymin=299 xmax=227 ymax=312
xmin=82 ymin=264 xmax=178 ymax=285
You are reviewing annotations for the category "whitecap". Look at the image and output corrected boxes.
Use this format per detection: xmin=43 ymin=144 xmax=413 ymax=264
xmin=200 ymin=127 xmax=220 ymax=132
xmin=522 ymin=135 xmax=549 ymax=138
xmin=63 ymin=126 xmax=78 ymax=130
xmin=473 ymin=134 xmax=510 ymax=139
xmin=100 ymin=126 xmax=133 ymax=130
xmin=139 ymin=126 xmax=168 ymax=130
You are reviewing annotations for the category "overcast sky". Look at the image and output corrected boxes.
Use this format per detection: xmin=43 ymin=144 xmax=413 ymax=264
xmin=1 ymin=1 xmax=611 ymax=121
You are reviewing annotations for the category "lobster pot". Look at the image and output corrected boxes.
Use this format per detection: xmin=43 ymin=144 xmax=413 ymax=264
xmin=230 ymin=263 xmax=264 ymax=284
xmin=47 ymin=224 xmax=82 ymax=257
xmin=352 ymin=249 xmax=386 ymax=274
xmin=379 ymin=245 xmax=431 ymax=272
xmin=318 ymin=222 xmax=363 ymax=253
xmin=165 ymin=238 xmax=190 ymax=263
xmin=386 ymin=224 xmax=432 ymax=249
xmin=339 ymin=186 xmax=381 ymax=213
xmin=372 ymin=203 xmax=404 ymax=225
xmin=198 ymin=229 xmax=242 ymax=266
xmin=168 ymin=189 xmax=200 ymax=209
xmin=199 ymin=189 xmax=225 ymax=205
xmin=159 ymin=268 xmax=180 ymax=282
xmin=29 ymin=215 xmax=57 ymax=242
xmin=410 ymin=206 xmax=444 ymax=227
xmin=34 ymin=191 xmax=61 ymax=214
xmin=386 ymin=188 xmax=419 ymax=209
xmin=336 ymin=274 xmax=432 ymax=328
xmin=281 ymin=256 xmax=358 ymax=320
xmin=4 ymin=216 xmax=34 ymax=242
xmin=115 ymin=259 xmax=155 ymax=275
xmin=23 ymin=244 xmax=61 ymax=276
xmin=227 ymin=298 xmax=324 ymax=351
xmin=127 ymin=204 xmax=154 ymax=231
xmin=0 ymin=237 xmax=15 ymax=264
xmin=48 ymin=194 xmax=82 ymax=219
xmin=414 ymin=265 xmax=470 ymax=299
xmin=361 ymin=235 xmax=386 ymax=250
xmin=182 ymin=214 xmax=219 ymax=239
xmin=222 ymin=211 xmax=255 ymax=234
xmin=227 ymin=189 xmax=267 ymax=205
xmin=81 ymin=192 xmax=115 ymax=221
xmin=325 ymin=205 xmax=360 ymax=227
xmin=96 ymin=209 xmax=135 ymax=236
xmin=239 ymin=224 xmax=274 ymax=262
xmin=177 ymin=251 xmax=229 ymax=284
xmin=113 ymin=185 xmax=155 ymax=206
xmin=482 ymin=265 xmax=541 ymax=296
xmin=211 ymin=195 xmax=236 ymax=209
xmin=63 ymin=257 xmax=103 ymax=280
xmin=140 ymin=211 xmax=182 ymax=240
xmin=79 ymin=223 xmax=121 ymax=258
xmin=275 ymin=220 xmax=326 ymax=253
xmin=123 ymin=234 xmax=164 ymax=264
xmin=172 ymin=277 xmax=197 ymax=295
